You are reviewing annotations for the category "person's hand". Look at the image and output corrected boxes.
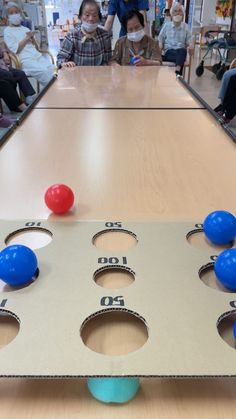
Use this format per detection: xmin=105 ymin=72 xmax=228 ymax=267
xmin=61 ymin=61 xmax=76 ymax=68
xmin=188 ymin=45 xmax=194 ymax=56
xmin=109 ymin=61 xmax=120 ymax=67
xmin=134 ymin=56 xmax=148 ymax=66
xmin=25 ymin=31 xmax=35 ymax=42
xmin=26 ymin=31 xmax=34 ymax=38
xmin=3 ymin=52 xmax=10 ymax=65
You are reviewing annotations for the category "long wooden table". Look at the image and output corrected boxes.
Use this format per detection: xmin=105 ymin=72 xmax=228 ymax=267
xmin=35 ymin=66 xmax=203 ymax=109
xmin=1 ymin=68 xmax=236 ymax=418
xmin=0 ymin=108 xmax=235 ymax=220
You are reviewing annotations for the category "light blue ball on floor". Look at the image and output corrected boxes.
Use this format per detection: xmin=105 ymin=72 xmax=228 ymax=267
xmin=87 ymin=377 xmax=140 ymax=404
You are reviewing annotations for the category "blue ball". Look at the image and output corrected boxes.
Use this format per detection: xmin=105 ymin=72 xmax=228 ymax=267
xmin=233 ymin=321 xmax=236 ymax=340
xmin=0 ymin=245 xmax=38 ymax=286
xmin=203 ymin=210 xmax=236 ymax=245
xmin=130 ymin=56 xmax=140 ymax=65
xmin=87 ymin=377 xmax=140 ymax=404
xmin=214 ymin=248 xmax=236 ymax=290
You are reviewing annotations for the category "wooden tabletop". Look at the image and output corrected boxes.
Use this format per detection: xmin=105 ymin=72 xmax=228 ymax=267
xmin=1 ymin=377 xmax=236 ymax=419
xmin=35 ymin=66 xmax=203 ymax=109
xmin=1 ymin=69 xmax=236 ymax=418
xmin=0 ymin=108 xmax=235 ymax=221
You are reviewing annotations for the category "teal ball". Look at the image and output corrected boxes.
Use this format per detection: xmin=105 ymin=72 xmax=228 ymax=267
xmin=87 ymin=377 xmax=140 ymax=404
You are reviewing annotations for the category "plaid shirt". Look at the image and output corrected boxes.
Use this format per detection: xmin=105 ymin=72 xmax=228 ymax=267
xmin=158 ymin=22 xmax=192 ymax=53
xmin=57 ymin=25 xmax=112 ymax=67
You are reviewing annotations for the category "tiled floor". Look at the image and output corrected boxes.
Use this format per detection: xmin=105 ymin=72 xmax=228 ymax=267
xmin=189 ymin=48 xmax=236 ymax=134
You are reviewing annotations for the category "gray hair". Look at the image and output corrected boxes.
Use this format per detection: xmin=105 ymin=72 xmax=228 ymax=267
xmin=170 ymin=3 xmax=185 ymax=16
xmin=6 ymin=1 xmax=21 ymax=11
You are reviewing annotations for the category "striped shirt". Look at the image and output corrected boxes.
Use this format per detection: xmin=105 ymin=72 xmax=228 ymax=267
xmin=158 ymin=22 xmax=192 ymax=53
xmin=57 ymin=25 xmax=112 ymax=67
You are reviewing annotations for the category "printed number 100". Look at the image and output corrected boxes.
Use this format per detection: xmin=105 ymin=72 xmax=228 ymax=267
xmin=98 ymin=256 xmax=127 ymax=265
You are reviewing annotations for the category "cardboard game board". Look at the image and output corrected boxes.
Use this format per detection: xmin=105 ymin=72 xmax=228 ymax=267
xmin=0 ymin=220 xmax=235 ymax=378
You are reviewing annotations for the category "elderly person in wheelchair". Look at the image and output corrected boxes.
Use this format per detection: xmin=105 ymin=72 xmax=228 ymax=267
xmin=4 ymin=2 xmax=55 ymax=87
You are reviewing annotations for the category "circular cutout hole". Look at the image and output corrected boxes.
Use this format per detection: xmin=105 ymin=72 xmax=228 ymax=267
xmin=217 ymin=311 xmax=236 ymax=349
xmin=0 ymin=311 xmax=20 ymax=349
xmin=5 ymin=228 xmax=52 ymax=250
xmin=94 ymin=267 xmax=135 ymax=289
xmin=187 ymin=230 xmax=232 ymax=251
xmin=81 ymin=310 xmax=148 ymax=356
xmin=93 ymin=230 xmax=137 ymax=251
xmin=0 ymin=268 xmax=39 ymax=292
xmin=199 ymin=263 xmax=231 ymax=293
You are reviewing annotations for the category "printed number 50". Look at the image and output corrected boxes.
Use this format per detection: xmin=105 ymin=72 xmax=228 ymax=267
xmin=100 ymin=296 xmax=124 ymax=306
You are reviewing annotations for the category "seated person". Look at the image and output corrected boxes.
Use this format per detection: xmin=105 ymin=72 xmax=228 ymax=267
xmin=110 ymin=9 xmax=162 ymax=66
xmin=0 ymin=78 xmax=27 ymax=112
xmin=217 ymin=73 xmax=236 ymax=124
xmin=4 ymin=2 xmax=55 ymax=86
xmin=0 ymin=42 xmax=35 ymax=104
xmin=158 ymin=3 xmax=193 ymax=76
xmin=214 ymin=61 xmax=236 ymax=114
xmin=57 ymin=0 xmax=112 ymax=68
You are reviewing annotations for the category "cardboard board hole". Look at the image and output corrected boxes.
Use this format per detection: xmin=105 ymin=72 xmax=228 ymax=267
xmin=94 ymin=267 xmax=135 ymax=289
xmin=81 ymin=310 xmax=148 ymax=356
xmin=217 ymin=312 xmax=236 ymax=349
xmin=93 ymin=230 xmax=137 ymax=251
xmin=0 ymin=311 xmax=19 ymax=349
xmin=187 ymin=230 xmax=232 ymax=251
xmin=5 ymin=228 xmax=52 ymax=250
xmin=199 ymin=264 xmax=231 ymax=293
xmin=0 ymin=268 xmax=39 ymax=292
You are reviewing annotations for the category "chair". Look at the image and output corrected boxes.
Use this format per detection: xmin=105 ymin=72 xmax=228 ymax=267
xmin=162 ymin=53 xmax=192 ymax=84
xmin=9 ymin=50 xmax=55 ymax=93
xmin=0 ymin=49 xmax=55 ymax=112
xmin=0 ymin=52 xmax=22 ymax=113
xmin=194 ymin=25 xmax=221 ymax=59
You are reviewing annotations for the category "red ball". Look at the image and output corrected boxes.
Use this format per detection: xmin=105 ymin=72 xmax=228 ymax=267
xmin=44 ymin=184 xmax=74 ymax=214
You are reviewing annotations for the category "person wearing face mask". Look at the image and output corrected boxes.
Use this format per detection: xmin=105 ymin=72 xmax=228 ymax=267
xmin=4 ymin=2 xmax=55 ymax=86
xmin=109 ymin=9 xmax=161 ymax=66
xmin=57 ymin=0 xmax=112 ymax=68
xmin=158 ymin=3 xmax=193 ymax=76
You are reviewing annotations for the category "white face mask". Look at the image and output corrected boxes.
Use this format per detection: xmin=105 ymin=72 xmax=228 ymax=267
xmin=8 ymin=13 xmax=22 ymax=26
xmin=81 ymin=21 xmax=99 ymax=33
xmin=127 ymin=29 xmax=145 ymax=43
xmin=172 ymin=15 xmax=183 ymax=23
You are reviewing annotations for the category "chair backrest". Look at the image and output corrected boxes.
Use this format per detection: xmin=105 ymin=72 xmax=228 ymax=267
xmin=202 ymin=25 xmax=221 ymax=37
xmin=9 ymin=52 xmax=21 ymax=69
xmin=200 ymin=25 xmax=221 ymax=45
xmin=0 ymin=41 xmax=21 ymax=69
